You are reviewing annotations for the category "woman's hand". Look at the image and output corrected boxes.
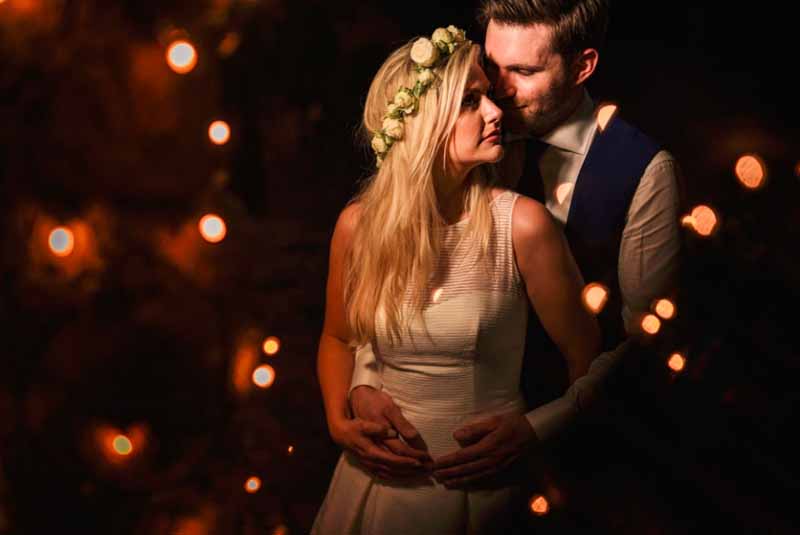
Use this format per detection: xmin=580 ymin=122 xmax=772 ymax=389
xmin=329 ymin=417 xmax=430 ymax=480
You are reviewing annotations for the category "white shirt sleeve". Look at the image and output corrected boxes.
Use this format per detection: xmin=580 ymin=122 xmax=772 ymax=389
xmin=619 ymin=150 xmax=684 ymax=333
xmin=525 ymin=338 xmax=633 ymax=441
xmin=348 ymin=342 xmax=382 ymax=399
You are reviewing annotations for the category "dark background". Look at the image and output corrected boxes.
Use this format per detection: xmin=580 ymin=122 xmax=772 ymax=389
xmin=0 ymin=1 xmax=797 ymax=533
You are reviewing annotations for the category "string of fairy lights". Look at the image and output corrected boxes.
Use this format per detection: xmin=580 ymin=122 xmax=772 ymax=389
xmin=5 ymin=1 xmax=797 ymax=527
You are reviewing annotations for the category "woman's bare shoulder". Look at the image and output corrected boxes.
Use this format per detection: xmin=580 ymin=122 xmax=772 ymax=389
xmin=331 ymin=201 xmax=362 ymax=247
xmin=511 ymin=194 xmax=558 ymax=247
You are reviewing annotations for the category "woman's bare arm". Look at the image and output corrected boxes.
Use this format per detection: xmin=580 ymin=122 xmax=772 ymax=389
xmin=317 ymin=203 xmax=361 ymax=432
xmin=512 ymin=196 xmax=601 ymax=383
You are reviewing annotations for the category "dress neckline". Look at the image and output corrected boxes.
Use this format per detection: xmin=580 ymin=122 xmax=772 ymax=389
xmin=443 ymin=189 xmax=511 ymax=228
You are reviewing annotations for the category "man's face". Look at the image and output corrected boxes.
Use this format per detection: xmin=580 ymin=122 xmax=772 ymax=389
xmin=484 ymin=20 xmax=576 ymax=136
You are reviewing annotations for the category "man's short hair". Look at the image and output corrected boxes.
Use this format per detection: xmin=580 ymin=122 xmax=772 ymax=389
xmin=478 ymin=0 xmax=609 ymax=60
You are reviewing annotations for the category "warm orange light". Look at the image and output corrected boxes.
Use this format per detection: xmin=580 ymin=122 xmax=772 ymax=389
xmin=668 ymin=352 xmax=686 ymax=372
xmin=272 ymin=525 xmax=289 ymax=535
xmin=172 ymin=517 xmax=207 ymax=535
xmin=166 ymin=40 xmax=197 ymax=74
xmin=681 ymin=215 xmax=696 ymax=228
xmin=795 ymin=162 xmax=800 ymax=178
xmin=112 ymin=434 xmax=133 ymax=456
xmin=529 ymin=494 xmax=549 ymax=516
xmin=641 ymin=314 xmax=661 ymax=335
xmin=654 ymin=298 xmax=676 ymax=320
xmin=689 ymin=205 xmax=718 ymax=237
xmin=48 ymin=226 xmax=75 ymax=257
xmin=262 ymin=336 xmax=280 ymax=356
xmin=596 ymin=104 xmax=618 ymax=132
xmin=198 ymin=214 xmax=227 ymax=243
xmin=734 ymin=154 xmax=767 ymax=190
xmin=555 ymin=183 xmax=573 ymax=204
xmin=252 ymin=364 xmax=276 ymax=389
xmin=287 ymin=445 xmax=294 ymax=455
xmin=245 ymin=476 xmax=261 ymax=493
xmin=218 ymin=32 xmax=241 ymax=58
xmin=582 ymin=283 xmax=609 ymax=315
xmin=432 ymin=287 xmax=443 ymax=303
xmin=208 ymin=120 xmax=231 ymax=145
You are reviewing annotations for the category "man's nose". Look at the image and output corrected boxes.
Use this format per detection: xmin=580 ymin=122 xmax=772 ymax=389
xmin=492 ymin=72 xmax=515 ymax=100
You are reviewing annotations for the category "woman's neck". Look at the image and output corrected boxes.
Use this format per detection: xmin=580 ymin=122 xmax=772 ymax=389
xmin=436 ymin=176 xmax=470 ymax=224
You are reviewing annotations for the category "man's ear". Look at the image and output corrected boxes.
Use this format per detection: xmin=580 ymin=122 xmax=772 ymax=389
xmin=573 ymin=48 xmax=599 ymax=85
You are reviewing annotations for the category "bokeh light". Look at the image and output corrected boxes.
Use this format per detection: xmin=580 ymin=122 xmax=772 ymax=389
xmin=198 ymin=214 xmax=227 ymax=243
xmin=668 ymin=352 xmax=686 ymax=373
xmin=734 ymin=154 xmax=767 ymax=190
xmin=166 ymin=40 xmax=197 ymax=74
xmin=582 ymin=283 xmax=609 ymax=315
xmin=529 ymin=494 xmax=549 ymax=516
xmin=596 ymin=103 xmax=618 ymax=132
xmin=172 ymin=517 xmax=207 ymax=535
xmin=48 ymin=226 xmax=75 ymax=257
xmin=262 ymin=336 xmax=281 ymax=356
xmin=287 ymin=445 xmax=294 ymax=455
xmin=208 ymin=120 xmax=231 ymax=145
xmin=252 ymin=364 xmax=276 ymax=389
xmin=683 ymin=205 xmax=719 ymax=237
xmin=641 ymin=314 xmax=661 ymax=335
xmin=432 ymin=287 xmax=443 ymax=303
xmin=245 ymin=476 xmax=261 ymax=493
xmin=112 ymin=434 xmax=133 ymax=456
xmin=555 ymin=183 xmax=573 ymax=205
xmin=218 ymin=32 xmax=241 ymax=58
xmin=654 ymin=298 xmax=676 ymax=320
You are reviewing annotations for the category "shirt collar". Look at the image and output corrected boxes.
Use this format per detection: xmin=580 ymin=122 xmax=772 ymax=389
xmin=540 ymin=88 xmax=596 ymax=155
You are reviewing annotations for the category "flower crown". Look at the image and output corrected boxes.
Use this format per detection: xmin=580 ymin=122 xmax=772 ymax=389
xmin=371 ymin=26 xmax=469 ymax=167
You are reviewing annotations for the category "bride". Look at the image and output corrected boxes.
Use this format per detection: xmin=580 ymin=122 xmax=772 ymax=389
xmin=313 ymin=25 xmax=600 ymax=534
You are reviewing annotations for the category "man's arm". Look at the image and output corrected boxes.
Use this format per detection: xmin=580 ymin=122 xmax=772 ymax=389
xmin=526 ymin=150 xmax=683 ymax=439
xmin=349 ymin=342 xmax=382 ymax=398
xmin=619 ymin=150 xmax=683 ymax=333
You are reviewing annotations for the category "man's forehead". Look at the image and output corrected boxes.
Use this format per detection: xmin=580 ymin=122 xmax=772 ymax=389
xmin=485 ymin=20 xmax=554 ymax=63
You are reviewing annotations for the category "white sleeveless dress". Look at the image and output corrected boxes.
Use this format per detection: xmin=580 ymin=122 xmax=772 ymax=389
xmin=312 ymin=190 xmax=530 ymax=534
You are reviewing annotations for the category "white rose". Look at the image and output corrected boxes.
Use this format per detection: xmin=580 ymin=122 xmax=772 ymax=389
xmin=432 ymin=27 xmax=453 ymax=44
xmin=447 ymin=25 xmax=466 ymax=43
xmin=393 ymin=89 xmax=416 ymax=113
xmin=417 ymin=68 xmax=435 ymax=86
xmin=371 ymin=134 xmax=387 ymax=154
xmin=382 ymin=118 xmax=404 ymax=140
xmin=410 ymin=37 xmax=439 ymax=67
xmin=386 ymin=103 xmax=400 ymax=117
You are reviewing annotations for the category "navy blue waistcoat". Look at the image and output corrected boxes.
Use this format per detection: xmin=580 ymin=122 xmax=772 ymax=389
xmin=520 ymin=114 xmax=661 ymax=406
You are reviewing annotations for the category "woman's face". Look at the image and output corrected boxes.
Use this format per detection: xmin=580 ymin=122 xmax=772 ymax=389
xmin=447 ymin=59 xmax=504 ymax=177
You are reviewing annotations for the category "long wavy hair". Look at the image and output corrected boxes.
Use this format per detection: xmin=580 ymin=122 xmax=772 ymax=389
xmin=345 ymin=41 xmax=496 ymax=347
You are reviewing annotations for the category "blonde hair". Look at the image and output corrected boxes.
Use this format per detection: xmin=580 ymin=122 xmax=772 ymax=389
xmin=344 ymin=41 xmax=496 ymax=347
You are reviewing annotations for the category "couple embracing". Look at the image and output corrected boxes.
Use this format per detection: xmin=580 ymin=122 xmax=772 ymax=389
xmin=314 ymin=0 xmax=683 ymax=533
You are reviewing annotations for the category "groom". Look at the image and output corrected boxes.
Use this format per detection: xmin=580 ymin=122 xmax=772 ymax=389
xmin=346 ymin=0 xmax=682 ymax=492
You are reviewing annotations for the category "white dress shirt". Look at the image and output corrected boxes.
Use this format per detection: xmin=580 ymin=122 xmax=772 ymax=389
xmin=350 ymin=90 xmax=683 ymax=442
